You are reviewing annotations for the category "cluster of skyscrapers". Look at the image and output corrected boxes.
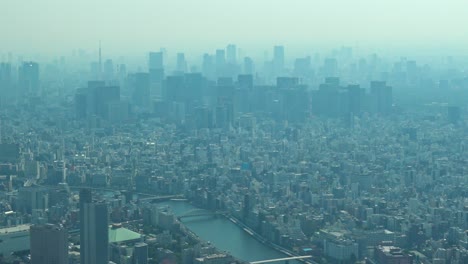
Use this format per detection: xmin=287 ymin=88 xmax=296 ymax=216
xmin=26 ymin=189 xmax=108 ymax=264
xmin=0 ymin=44 xmax=466 ymax=264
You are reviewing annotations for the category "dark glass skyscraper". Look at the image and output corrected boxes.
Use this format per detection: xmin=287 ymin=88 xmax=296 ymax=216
xmin=370 ymin=81 xmax=392 ymax=115
xmin=30 ymin=224 xmax=68 ymax=264
xmin=19 ymin=61 xmax=39 ymax=94
xmin=130 ymin=72 xmax=151 ymax=109
xmin=133 ymin=242 xmax=148 ymax=264
xmin=80 ymin=189 xmax=109 ymax=264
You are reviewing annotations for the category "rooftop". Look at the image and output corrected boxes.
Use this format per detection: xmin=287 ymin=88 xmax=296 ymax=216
xmin=109 ymin=225 xmax=142 ymax=244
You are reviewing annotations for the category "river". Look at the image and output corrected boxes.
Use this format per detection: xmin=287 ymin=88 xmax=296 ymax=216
xmin=157 ymin=200 xmax=299 ymax=263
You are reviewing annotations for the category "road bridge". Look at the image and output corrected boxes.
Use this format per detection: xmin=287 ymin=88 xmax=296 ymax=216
xmin=177 ymin=209 xmax=227 ymax=220
xmin=250 ymin=256 xmax=312 ymax=264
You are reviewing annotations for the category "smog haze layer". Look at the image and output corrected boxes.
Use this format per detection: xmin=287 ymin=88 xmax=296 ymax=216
xmin=2 ymin=0 xmax=468 ymax=56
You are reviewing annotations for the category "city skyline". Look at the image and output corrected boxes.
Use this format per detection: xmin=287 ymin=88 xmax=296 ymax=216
xmin=1 ymin=1 xmax=468 ymax=264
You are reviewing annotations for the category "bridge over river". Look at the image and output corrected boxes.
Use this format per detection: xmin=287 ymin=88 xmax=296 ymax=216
xmin=176 ymin=209 xmax=228 ymax=220
xmin=160 ymin=201 xmax=308 ymax=264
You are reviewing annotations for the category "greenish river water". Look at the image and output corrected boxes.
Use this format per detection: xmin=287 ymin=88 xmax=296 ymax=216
xmin=157 ymin=201 xmax=297 ymax=263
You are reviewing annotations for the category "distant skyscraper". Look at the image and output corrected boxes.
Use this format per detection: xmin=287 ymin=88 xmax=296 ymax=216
xmin=130 ymin=72 xmax=151 ymax=109
xmin=202 ymin=54 xmax=215 ymax=79
xmin=19 ymin=61 xmax=39 ymax=94
xmin=118 ymin=64 xmax=127 ymax=80
xmin=149 ymin=52 xmax=164 ymax=83
xmin=216 ymin=49 xmax=226 ymax=67
xmin=90 ymin=62 xmax=100 ymax=80
xmin=312 ymin=78 xmax=340 ymax=118
xmin=103 ymin=59 xmax=114 ymax=81
xmin=94 ymin=85 xmax=121 ymax=119
xmin=77 ymin=81 xmax=121 ymax=120
xmin=293 ymin=56 xmax=311 ymax=78
xmin=30 ymin=224 xmax=68 ymax=264
xmin=99 ymin=41 xmax=102 ymax=79
xmin=346 ymin=85 xmax=363 ymax=116
xmin=83 ymin=81 xmax=104 ymax=117
xmin=0 ymin=62 xmax=12 ymax=100
xmin=273 ymin=46 xmax=284 ymax=75
xmin=370 ymin=81 xmax=392 ymax=115
xmin=74 ymin=88 xmax=88 ymax=119
xmin=226 ymin=44 xmax=237 ymax=64
xmin=243 ymin=57 xmax=254 ymax=75
xmin=80 ymin=189 xmax=109 ymax=264
xmin=107 ymin=100 xmax=129 ymax=123
xmin=149 ymin=52 xmax=163 ymax=70
xmin=238 ymin=74 xmax=253 ymax=90
xmin=176 ymin=53 xmax=187 ymax=73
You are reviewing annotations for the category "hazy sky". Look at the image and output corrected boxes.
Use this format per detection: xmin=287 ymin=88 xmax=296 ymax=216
xmin=1 ymin=0 xmax=467 ymax=55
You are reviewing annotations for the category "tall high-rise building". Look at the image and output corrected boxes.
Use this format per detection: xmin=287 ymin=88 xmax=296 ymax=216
xmin=370 ymin=81 xmax=392 ymax=115
xmin=19 ymin=61 xmax=39 ymax=94
xmin=90 ymin=62 xmax=101 ymax=81
xmin=293 ymin=56 xmax=311 ymax=78
xmin=103 ymin=59 xmax=114 ymax=81
xmin=216 ymin=49 xmax=226 ymax=66
xmin=347 ymin=85 xmax=363 ymax=115
xmin=133 ymin=242 xmax=148 ymax=264
xmin=77 ymin=82 xmax=120 ymax=120
xmin=273 ymin=45 xmax=285 ymax=75
xmin=95 ymin=86 xmax=120 ymax=119
xmin=243 ymin=57 xmax=254 ymax=75
xmin=17 ymin=187 xmax=48 ymax=214
xmin=216 ymin=49 xmax=226 ymax=77
xmin=149 ymin=52 xmax=164 ymax=83
xmin=0 ymin=63 xmax=12 ymax=96
xmin=148 ymin=52 xmax=163 ymax=70
xmin=311 ymin=78 xmax=340 ymax=118
xmin=202 ymin=54 xmax=215 ymax=79
xmin=130 ymin=72 xmax=151 ymax=109
xmin=30 ymin=224 xmax=68 ymax=264
xmin=79 ymin=188 xmax=91 ymax=264
xmin=238 ymin=74 xmax=254 ymax=90
xmin=84 ymin=81 xmax=105 ymax=117
xmin=80 ymin=189 xmax=109 ymax=264
xmin=226 ymin=44 xmax=237 ymax=64
xmin=74 ymin=88 xmax=88 ymax=119
xmin=176 ymin=53 xmax=187 ymax=73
